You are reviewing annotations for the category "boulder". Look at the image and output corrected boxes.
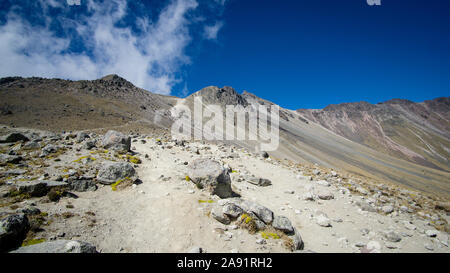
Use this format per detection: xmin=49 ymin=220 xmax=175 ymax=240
xmin=96 ymin=162 xmax=136 ymax=185
xmin=84 ymin=140 xmax=96 ymax=150
xmin=381 ymin=205 xmax=394 ymax=214
xmin=272 ymin=215 xmax=294 ymax=234
xmin=222 ymin=203 xmax=244 ymax=218
xmin=0 ymin=214 xmax=30 ymax=252
xmin=289 ymin=228 xmax=304 ymax=251
xmin=188 ymin=158 xmax=232 ymax=198
xmin=76 ymin=132 xmax=90 ymax=143
xmin=68 ymin=178 xmax=97 ymax=192
xmin=15 ymin=180 xmax=68 ymax=197
xmin=316 ymin=213 xmax=331 ymax=227
xmin=22 ymin=141 xmax=40 ymax=150
xmin=384 ymin=231 xmax=402 ymax=242
xmin=231 ymin=199 xmax=274 ymax=224
xmin=0 ymin=154 xmax=22 ymax=165
xmin=316 ymin=190 xmax=334 ymax=200
xmin=211 ymin=206 xmax=231 ymax=225
xmin=42 ymin=144 xmax=58 ymax=154
xmin=102 ymin=130 xmax=131 ymax=152
xmin=0 ymin=133 xmax=29 ymax=143
xmin=10 ymin=240 xmax=97 ymax=253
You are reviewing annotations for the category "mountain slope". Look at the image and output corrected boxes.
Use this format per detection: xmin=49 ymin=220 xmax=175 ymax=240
xmin=1 ymin=76 xmax=449 ymax=196
xmin=296 ymin=98 xmax=450 ymax=172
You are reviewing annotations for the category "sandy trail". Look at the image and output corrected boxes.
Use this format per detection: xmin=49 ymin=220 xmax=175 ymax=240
xmin=38 ymin=139 xmax=449 ymax=253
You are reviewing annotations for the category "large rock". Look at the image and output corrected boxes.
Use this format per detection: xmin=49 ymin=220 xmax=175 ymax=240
xmin=0 ymin=133 xmax=29 ymax=143
xmin=96 ymin=162 xmax=136 ymax=185
xmin=316 ymin=189 xmax=334 ymax=200
xmin=222 ymin=203 xmax=244 ymax=218
xmin=102 ymin=130 xmax=131 ymax=152
xmin=0 ymin=154 xmax=22 ymax=165
xmin=67 ymin=178 xmax=97 ymax=192
xmin=383 ymin=231 xmax=402 ymax=242
xmin=272 ymin=215 xmax=294 ymax=234
xmin=188 ymin=158 xmax=232 ymax=198
xmin=289 ymin=228 xmax=304 ymax=251
xmin=15 ymin=180 xmax=68 ymax=197
xmin=10 ymin=240 xmax=98 ymax=253
xmin=211 ymin=206 xmax=231 ymax=225
xmin=229 ymin=199 xmax=274 ymax=224
xmin=76 ymin=132 xmax=90 ymax=143
xmin=0 ymin=214 xmax=30 ymax=252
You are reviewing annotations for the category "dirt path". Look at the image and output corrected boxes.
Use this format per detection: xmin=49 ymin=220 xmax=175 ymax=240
xmin=37 ymin=139 xmax=449 ymax=253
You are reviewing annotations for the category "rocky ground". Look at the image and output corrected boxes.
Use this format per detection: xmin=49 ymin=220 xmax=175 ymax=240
xmin=0 ymin=125 xmax=449 ymax=253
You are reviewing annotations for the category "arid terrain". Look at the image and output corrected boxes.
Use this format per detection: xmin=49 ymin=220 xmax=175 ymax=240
xmin=0 ymin=75 xmax=449 ymax=253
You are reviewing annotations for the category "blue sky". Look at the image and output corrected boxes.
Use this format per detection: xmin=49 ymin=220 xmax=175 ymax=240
xmin=0 ymin=0 xmax=449 ymax=109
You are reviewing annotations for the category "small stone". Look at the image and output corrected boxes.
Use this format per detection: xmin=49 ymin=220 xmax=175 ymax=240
xmin=425 ymin=230 xmax=438 ymax=237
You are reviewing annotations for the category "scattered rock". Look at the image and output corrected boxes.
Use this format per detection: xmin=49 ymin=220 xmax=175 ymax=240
xmin=381 ymin=205 xmax=394 ymax=214
xmin=317 ymin=190 xmax=334 ymax=200
xmin=188 ymin=158 xmax=232 ymax=198
xmin=247 ymin=177 xmax=272 ymax=187
xmin=10 ymin=240 xmax=98 ymax=253
xmin=316 ymin=214 xmax=331 ymax=227
xmin=361 ymin=241 xmax=381 ymax=253
xmin=0 ymin=154 xmax=22 ymax=165
xmin=102 ymin=130 xmax=131 ymax=152
xmin=272 ymin=215 xmax=294 ymax=234
xmin=383 ymin=231 xmax=402 ymax=243
xmin=0 ymin=214 xmax=30 ymax=252
xmin=96 ymin=162 xmax=136 ymax=185
xmin=0 ymin=133 xmax=29 ymax=143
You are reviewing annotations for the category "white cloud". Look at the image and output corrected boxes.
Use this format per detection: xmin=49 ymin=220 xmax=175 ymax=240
xmin=203 ymin=21 xmax=224 ymax=40
xmin=0 ymin=0 xmax=223 ymax=95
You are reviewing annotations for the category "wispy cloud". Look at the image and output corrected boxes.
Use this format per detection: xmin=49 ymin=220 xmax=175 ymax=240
xmin=0 ymin=0 xmax=226 ymax=95
xmin=203 ymin=21 xmax=224 ymax=40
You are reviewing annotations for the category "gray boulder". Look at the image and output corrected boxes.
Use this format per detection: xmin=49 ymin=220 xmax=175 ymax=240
xmin=84 ymin=140 xmax=96 ymax=150
xmin=102 ymin=130 xmax=131 ymax=152
xmin=317 ymin=190 xmax=334 ymax=200
xmin=384 ymin=231 xmax=402 ymax=242
xmin=0 ymin=214 xmax=30 ymax=252
xmin=0 ymin=154 xmax=22 ymax=165
xmin=272 ymin=215 xmax=294 ymax=234
xmin=15 ymin=180 xmax=68 ymax=197
xmin=230 ymin=199 xmax=274 ymax=224
xmin=222 ymin=203 xmax=244 ymax=218
xmin=96 ymin=162 xmax=136 ymax=185
xmin=188 ymin=158 xmax=232 ymax=198
xmin=42 ymin=144 xmax=58 ymax=154
xmin=289 ymin=228 xmax=304 ymax=251
xmin=10 ymin=240 xmax=97 ymax=253
xmin=0 ymin=133 xmax=29 ymax=143
xmin=76 ymin=132 xmax=90 ymax=143
xmin=68 ymin=178 xmax=97 ymax=192
xmin=22 ymin=141 xmax=40 ymax=150
xmin=211 ymin=206 xmax=231 ymax=225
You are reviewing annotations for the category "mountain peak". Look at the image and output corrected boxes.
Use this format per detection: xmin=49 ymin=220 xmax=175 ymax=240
xmin=188 ymin=86 xmax=248 ymax=106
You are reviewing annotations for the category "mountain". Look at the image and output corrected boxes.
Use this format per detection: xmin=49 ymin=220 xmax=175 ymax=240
xmin=0 ymin=75 xmax=176 ymax=133
xmin=296 ymin=98 xmax=450 ymax=171
xmin=1 ymin=75 xmax=449 ymax=196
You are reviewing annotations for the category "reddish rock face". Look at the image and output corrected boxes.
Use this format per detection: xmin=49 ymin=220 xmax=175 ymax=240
xmin=297 ymin=97 xmax=450 ymax=172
